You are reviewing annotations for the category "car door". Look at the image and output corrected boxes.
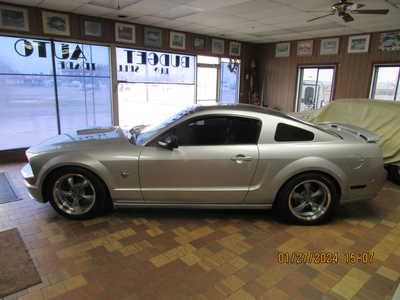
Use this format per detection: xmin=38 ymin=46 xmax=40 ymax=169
xmin=139 ymin=115 xmax=261 ymax=203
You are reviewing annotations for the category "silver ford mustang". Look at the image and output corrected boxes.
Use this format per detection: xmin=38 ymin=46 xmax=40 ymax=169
xmin=21 ymin=104 xmax=386 ymax=224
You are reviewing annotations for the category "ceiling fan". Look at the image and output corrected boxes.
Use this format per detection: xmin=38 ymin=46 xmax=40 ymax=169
xmin=307 ymin=0 xmax=390 ymax=23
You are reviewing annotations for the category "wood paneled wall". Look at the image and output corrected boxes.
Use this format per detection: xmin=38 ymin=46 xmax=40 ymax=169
xmin=256 ymin=31 xmax=400 ymax=112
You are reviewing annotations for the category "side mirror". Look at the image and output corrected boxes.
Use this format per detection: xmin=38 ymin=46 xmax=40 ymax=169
xmin=157 ymin=135 xmax=179 ymax=150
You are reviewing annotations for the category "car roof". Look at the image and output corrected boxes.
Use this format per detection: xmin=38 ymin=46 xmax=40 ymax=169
xmin=190 ymin=104 xmax=291 ymax=119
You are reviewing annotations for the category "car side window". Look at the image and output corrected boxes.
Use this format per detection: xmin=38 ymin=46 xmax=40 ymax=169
xmin=275 ymin=123 xmax=314 ymax=142
xmin=166 ymin=116 xmax=261 ymax=146
xmin=227 ymin=117 xmax=261 ymax=144
xmin=173 ymin=117 xmax=229 ymax=146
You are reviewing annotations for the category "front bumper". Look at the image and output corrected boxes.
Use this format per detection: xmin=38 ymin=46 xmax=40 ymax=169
xmin=21 ymin=164 xmax=45 ymax=203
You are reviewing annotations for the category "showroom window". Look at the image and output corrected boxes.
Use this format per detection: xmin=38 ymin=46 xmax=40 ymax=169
xmin=370 ymin=64 xmax=400 ymax=101
xmin=116 ymin=47 xmax=196 ymax=128
xmin=295 ymin=66 xmax=336 ymax=112
xmin=0 ymin=36 xmax=112 ymax=150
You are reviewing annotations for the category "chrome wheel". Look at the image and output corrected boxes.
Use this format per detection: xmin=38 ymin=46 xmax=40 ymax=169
xmin=288 ymin=180 xmax=331 ymax=221
xmin=53 ymin=173 xmax=96 ymax=216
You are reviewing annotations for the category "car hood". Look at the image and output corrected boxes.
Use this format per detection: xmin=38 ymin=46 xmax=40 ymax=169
xmin=27 ymin=127 xmax=129 ymax=154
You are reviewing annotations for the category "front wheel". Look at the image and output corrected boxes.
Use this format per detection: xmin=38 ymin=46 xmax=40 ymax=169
xmin=276 ymin=173 xmax=339 ymax=225
xmin=45 ymin=167 xmax=110 ymax=220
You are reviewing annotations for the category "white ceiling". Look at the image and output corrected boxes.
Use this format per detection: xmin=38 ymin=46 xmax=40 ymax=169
xmin=5 ymin=0 xmax=400 ymax=43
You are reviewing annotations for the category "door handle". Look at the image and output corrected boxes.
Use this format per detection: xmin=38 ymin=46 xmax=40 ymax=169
xmin=231 ymin=154 xmax=253 ymax=163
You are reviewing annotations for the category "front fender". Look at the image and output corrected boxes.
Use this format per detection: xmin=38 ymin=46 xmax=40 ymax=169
xmin=35 ymin=153 xmax=112 ymax=196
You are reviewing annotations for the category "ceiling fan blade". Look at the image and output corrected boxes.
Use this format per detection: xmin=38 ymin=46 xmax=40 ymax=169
xmin=352 ymin=9 xmax=390 ymax=14
xmin=348 ymin=3 xmax=365 ymax=9
xmin=385 ymin=0 xmax=400 ymax=9
xmin=307 ymin=13 xmax=335 ymax=22
xmin=342 ymin=13 xmax=354 ymax=22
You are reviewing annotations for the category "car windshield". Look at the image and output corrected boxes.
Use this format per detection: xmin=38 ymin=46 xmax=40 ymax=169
xmin=133 ymin=105 xmax=198 ymax=145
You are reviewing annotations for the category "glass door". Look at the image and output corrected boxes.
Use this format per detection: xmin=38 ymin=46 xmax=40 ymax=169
xmin=196 ymin=66 xmax=218 ymax=105
xmin=220 ymin=58 xmax=240 ymax=104
xmin=296 ymin=66 xmax=335 ymax=112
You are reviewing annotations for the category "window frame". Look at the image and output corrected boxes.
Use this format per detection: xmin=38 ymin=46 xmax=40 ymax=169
xmin=295 ymin=64 xmax=337 ymax=112
xmin=369 ymin=63 xmax=400 ymax=101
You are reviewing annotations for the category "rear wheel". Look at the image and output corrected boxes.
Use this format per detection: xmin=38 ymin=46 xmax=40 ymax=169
xmin=45 ymin=167 xmax=111 ymax=220
xmin=276 ymin=173 xmax=339 ymax=224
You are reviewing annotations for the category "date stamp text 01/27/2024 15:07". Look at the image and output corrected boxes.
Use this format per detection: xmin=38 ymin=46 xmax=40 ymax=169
xmin=277 ymin=251 xmax=375 ymax=264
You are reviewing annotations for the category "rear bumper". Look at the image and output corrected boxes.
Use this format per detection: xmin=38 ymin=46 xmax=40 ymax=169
xmin=342 ymin=167 xmax=387 ymax=203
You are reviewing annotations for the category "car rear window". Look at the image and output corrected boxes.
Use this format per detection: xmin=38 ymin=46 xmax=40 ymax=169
xmin=275 ymin=123 xmax=315 ymax=142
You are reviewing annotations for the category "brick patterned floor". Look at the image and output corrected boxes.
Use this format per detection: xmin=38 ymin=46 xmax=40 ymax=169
xmin=0 ymin=162 xmax=399 ymax=300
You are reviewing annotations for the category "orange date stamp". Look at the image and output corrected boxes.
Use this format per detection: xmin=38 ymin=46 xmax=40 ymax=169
xmin=277 ymin=251 xmax=374 ymax=264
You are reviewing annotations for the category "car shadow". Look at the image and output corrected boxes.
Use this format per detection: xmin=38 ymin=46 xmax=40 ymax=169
xmin=112 ymin=207 xmax=277 ymax=223
xmin=333 ymin=201 xmax=384 ymax=223
xmin=109 ymin=200 xmax=384 ymax=226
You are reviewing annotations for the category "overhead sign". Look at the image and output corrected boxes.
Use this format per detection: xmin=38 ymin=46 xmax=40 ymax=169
xmin=116 ymin=47 xmax=195 ymax=84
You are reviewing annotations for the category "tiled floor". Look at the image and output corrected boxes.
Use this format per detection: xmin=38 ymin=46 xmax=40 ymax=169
xmin=1 ymin=162 xmax=400 ymax=300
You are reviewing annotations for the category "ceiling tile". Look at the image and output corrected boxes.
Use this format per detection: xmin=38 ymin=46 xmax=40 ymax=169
xmin=187 ymin=0 xmax=252 ymax=10
xmin=155 ymin=5 xmax=203 ymax=20
xmin=177 ymin=12 xmax=248 ymax=26
xmin=71 ymin=3 xmax=113 ymax=15
xmin=88 ymin=0 xmax=142 ymax=10
xmin=0 ymin=0 xmax=43 ymax=5
xmin=39 ymin=0 xmax=84 ymax=12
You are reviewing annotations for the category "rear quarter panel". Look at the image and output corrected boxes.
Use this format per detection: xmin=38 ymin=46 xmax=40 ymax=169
xmin=245 ymin=114 xmax=383 ymax=204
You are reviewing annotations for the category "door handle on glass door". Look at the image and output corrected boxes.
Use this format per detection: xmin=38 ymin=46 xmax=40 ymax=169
xmin=231 ymin=154 xmax=253 ymax=163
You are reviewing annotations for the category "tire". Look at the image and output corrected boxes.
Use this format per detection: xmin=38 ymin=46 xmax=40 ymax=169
xmin=275 ymin=173 xmax=339 ymax=225
xmin=387 ymin=165 xmax=400 ymax=185
xmin=45 ymin=167 xmax=111 ymax=220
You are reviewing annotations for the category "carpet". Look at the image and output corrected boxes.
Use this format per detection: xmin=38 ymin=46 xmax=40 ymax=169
xmin=0 ymin=228 xmax=41 ymax=297
xmin=0 ymin=172 xmax=21 ymax=204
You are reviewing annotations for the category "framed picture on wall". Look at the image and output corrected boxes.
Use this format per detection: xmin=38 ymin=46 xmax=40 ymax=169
xmin=229 ymin=41 xmax=241 ymax=56
xmin=0 ymin=5 xmax=29 ymax=32
xmin=193 ymin=37 xmax=205 ymax=51
xmin=348 ymin=34 xmax=370 ymax=53
xmin=212 ymin=38 xmax=225 ymax=55
xmin=144 ymin=27 xmax=162 ymax=47
xmin=170 ymin=31 xmax=185 ymax=50
xmin=84 ymin=20 xmax=102 ymax=38
xmin=42 ymin=11 xmax=70 ymax=36
xmin=275 ymin=42 xmax=290 ymax=57
xmin=115 ymin=23 xmax=135 ymax=43
xmin=297 ymin=40 xmax=313 ymax=56
xmin=320 ymin=37 xmax=339 ymax=55
xmin=379 ymin=31 xmax=400 ymax=52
